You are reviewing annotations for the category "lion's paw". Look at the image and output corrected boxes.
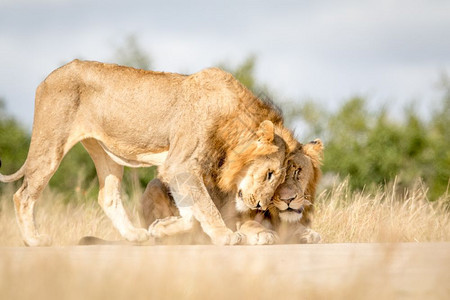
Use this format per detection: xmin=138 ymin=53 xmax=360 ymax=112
xmin=210 ymin=228 xmax=243 ymax=246
xmin=148 ymin=216 xmax=182 ymax=238
xmin=24 ymin=234 xmax=52 ymax=247
xmin=298 ymin=229 xmax=321 ymax=244
xmin=123 ymin=227 xmax=150 ymax=243
xmin=246 ymin=230 xmax=278 ymax=245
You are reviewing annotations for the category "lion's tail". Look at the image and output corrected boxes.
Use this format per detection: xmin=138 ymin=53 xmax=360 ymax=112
xmin=78 ymin=236 xmax=131 ymax=246
xmin=0 ymin=159 xmax=26 ymax=183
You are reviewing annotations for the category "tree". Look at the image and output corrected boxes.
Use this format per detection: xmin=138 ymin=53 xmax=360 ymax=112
xmin=292 ymin=94 xmax=449 ymax=199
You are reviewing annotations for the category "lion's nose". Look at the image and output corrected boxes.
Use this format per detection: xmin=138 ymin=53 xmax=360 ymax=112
xmin=255 ymin=201 xmax=268 ymax=210
xmin=282 ymin=195 xmax=297 ymax=205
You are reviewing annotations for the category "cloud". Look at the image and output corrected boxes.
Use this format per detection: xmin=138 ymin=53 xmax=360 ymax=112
xmin=0 ymin=0 xmax=449 ymax=128
xmin=0 ymin=0 xmax=75 ymax=7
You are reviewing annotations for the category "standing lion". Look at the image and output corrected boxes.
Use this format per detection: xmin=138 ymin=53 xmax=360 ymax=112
xmin=0 ymin=60 xmax=296 ymax=246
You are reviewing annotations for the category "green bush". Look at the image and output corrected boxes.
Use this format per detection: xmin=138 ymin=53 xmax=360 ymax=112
xmin=0 ymin=99 xmax=30 ymax=192
xmin=290 ymin=91 xmax=449 ymax=200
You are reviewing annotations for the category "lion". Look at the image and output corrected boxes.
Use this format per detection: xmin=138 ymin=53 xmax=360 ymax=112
xmin=0 ymin=60 xmax=297 ymax=246
xmin=138 ymin=139 xmax=324 ymax=245
xmin=260 ymin=139 xmax=323 ymax=244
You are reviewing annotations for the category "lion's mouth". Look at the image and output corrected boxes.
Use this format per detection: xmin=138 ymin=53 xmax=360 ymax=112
xmin=238 ymin=190 xmax=265 ymax=211
xmin=236 ymin=190 xmax=253 ymax=212
xmin=282 ymin=207 xmax=304 ymax=214
xmin=278 ymin=208 xmax=304 ymax=223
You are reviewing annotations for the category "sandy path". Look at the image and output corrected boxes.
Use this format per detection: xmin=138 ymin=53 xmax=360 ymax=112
xmin=1 ymin=243 xmax=449 ymax=299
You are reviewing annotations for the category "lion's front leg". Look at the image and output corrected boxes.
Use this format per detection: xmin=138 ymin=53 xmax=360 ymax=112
xmin=160 ymin=170 xmax=242 ymax=245
xmin=83 ymin=139 xmax=149 ymax=243
xmin=238 ymin=220 xmax=279 ymax=245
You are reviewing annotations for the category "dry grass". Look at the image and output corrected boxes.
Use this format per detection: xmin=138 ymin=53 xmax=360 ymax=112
xmin=0 ymin=181 xmax=450 ymax=246
xmin=314 ymin=179 xmax=450 ymax=243
xmin=2 ymin=178 xmax=448 ymax=246
xmin=1 ymin=179 xmax=449 ymax=300
xmin=0 ymin=186 xmax=124 ymax=247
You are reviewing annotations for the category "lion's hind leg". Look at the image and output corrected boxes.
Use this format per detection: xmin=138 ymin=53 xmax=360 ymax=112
xmin=81 ymin=139 xmax=149 ymax=243
xmin=13 ymin=135 xmax=70 ymax=246
xmin=139 ymin=178 xmax=180 ymax=229
xmin=12 ymin=75 xmax=88 ymax=246
xmin=14 ymin=180 xmax=53 ymax=247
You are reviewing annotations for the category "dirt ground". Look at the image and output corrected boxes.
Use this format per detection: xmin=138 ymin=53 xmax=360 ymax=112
xmin=0 ymin=242 xmax=449 ymax=300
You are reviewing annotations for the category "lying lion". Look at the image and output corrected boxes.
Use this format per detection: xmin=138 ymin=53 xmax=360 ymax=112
xmin=139 ymin=140 xmax=324 ymax=245
xmin=0 ymin=60 xmax=298 ymax=246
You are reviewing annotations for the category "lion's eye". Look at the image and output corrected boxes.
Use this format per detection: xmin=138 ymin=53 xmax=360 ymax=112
xmin=266 ymin=170 xmax=274 ymax=181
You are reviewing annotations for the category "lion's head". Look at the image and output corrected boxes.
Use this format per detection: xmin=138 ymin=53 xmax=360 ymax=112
xmin=272 ymin=139 xmax=323 ymax=223
xmin=218 ymin=120 xmax=289 ymax=212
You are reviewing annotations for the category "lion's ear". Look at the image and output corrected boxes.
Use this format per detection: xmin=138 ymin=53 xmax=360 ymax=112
xmin=303 ymin=139 xmax=324 ymax=165
xmin=256 ymin=120 xmax=274 ymax=144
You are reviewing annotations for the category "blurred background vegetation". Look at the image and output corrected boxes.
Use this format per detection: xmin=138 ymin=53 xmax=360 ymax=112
xmin=0 ymin=35 xmax=449 ymax=201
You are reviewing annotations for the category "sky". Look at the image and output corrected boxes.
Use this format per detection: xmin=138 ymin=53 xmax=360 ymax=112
xmin=1 ymin=0 xmax=450 ymax=130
